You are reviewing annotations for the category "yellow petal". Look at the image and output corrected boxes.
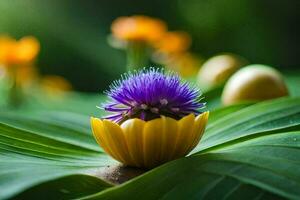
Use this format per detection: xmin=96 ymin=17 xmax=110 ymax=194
xmin=173 ymin=114 xmax=196 ymax=158
xmin=121 ymin=118 xmax=146 ymax=167
xmin=187 ymin=112 xmax=209 ymax=152
xmin=143 ymin=118 xmax=163 ymax=168
xmin=102 ymin=120 xmax=134 ymax=165
xmin=91 ymin=117 xmax=133 ymax=164
xmin=159 ymin=116 xmax=178 ymax=162
xmin=90 ymin=117 xmax=122 ymax=161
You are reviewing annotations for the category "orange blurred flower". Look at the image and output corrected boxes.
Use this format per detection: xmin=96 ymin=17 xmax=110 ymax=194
xmin=0 ymin=35 xmax=40 ymax=66
xmin=111 ymin=15 xmax=167 ymax=43
xmin=41 ymin=75 xmax=72 ymax=94
xmin=154 ymin=31 xmax=191 ymax=54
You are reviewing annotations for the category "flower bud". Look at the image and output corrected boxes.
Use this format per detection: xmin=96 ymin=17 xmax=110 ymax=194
xmin=222 ymin=65 xmax=289 ymax=105
xmin=197 ymin=54 xmax=246 ymax=90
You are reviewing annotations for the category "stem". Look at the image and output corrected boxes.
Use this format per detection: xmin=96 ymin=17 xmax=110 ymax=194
xmin=8 ymin=65 xmax=23 ymax=108
xmin=126 ymin=41 xmax=149 ymax=71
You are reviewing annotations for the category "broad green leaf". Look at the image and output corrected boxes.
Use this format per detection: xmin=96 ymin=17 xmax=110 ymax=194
xmin=0 ymin=112 xmax=98 ymax=152
xmin=1 ymin=97 xmax=300 ymax=199
xmin=195 ymin=97 xmax=300 ymax=153
xmin=12 ymin=174 xmax=111 ymax=200
xmin=208 ymin=103 xmax=252 ymax=124
xmin=0 ymin=115 xmax=115 ymax=200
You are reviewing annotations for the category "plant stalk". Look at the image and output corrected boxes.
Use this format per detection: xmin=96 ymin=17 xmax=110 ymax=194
xmin=8 ymin=65 xmax=23 ymax=108
xmin=126 ymin=41 xmax=149 ymax=71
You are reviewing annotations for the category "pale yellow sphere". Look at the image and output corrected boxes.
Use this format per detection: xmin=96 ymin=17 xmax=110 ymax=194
xmin=222 ymin=65 xmax=289 ymax=105
xmin=197 ymin=54 xmax=246 ymax=89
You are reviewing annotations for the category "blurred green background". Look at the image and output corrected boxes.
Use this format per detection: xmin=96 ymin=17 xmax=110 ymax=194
xmin=0 ymin=0 xmax=299 ymax=92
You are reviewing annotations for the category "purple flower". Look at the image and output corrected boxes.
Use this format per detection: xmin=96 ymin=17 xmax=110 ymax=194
xmin=101 ymin=68 xmax=205 ymax=123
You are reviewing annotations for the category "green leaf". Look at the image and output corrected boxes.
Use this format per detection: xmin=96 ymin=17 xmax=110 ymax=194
xmin=196 ymin=97 xmax=300 ymax=153
xmin=1 ymin=97 xmax=300 ymax=199
xmin=12 ymin=174 xmax=111 ymax=200
xmin=0 ymin=113 xmax=115 ymax=200
xmin=207 ymin=102 xmax=252 ymax=124
xmin=0 ymin=111 xmax=98 ymax=151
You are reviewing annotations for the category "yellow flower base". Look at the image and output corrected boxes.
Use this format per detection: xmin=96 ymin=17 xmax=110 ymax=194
xmin=91 ymin=112 xmax=209 ymax=168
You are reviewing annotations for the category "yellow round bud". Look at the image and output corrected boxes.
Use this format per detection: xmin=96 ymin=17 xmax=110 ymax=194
xmin=221 ymin=65 xmax=289 ymax=105
xmin=197 ymin=54 xmax=246 ymax=90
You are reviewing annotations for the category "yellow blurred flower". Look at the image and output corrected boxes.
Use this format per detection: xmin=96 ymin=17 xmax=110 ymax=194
xmin=0 ymin=35 xmax=40 ymax=66
xmin=150 ymin=31 xmax=199 ymax=77
xmin=154 ymin=31 xmax=191 ymax=54
xmin=111 ymin=15 xmax=167 ymax=43
xmin=161 ymin=53 xmax=202 ymax=77
xmin=91 ymin=112 xmax=209 ymax=168
xmin=41 ymin=75 xmax=72 ymax=94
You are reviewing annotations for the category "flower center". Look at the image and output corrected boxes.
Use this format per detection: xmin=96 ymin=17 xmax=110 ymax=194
xmin=160 ymin=98 xmax=168 ymax=105
xmin=102 ymin=68 xmax=205 ymax=123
